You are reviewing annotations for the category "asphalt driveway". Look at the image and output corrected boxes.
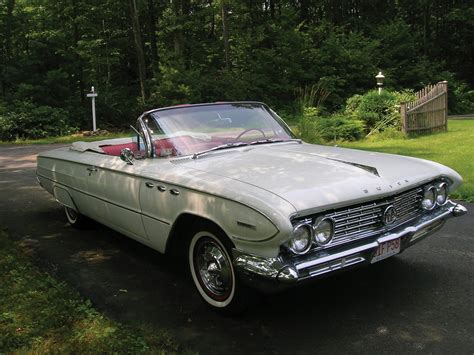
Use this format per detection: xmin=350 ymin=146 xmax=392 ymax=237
xmin=1 ymin=144 xmax=473 ymax=354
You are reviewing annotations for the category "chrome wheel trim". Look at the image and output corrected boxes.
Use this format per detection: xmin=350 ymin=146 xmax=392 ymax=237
xmin=189 ymin=231 xmax=235 ymax=308
xmin=195 ymin=240 xmax=232 ymax=297
xmin=65 ymin=206 xmax=78 ymax=224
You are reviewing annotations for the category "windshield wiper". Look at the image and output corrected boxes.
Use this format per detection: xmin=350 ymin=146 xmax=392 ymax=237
xmin=191 ymin=139 xmax=301 ymax=160
xmin=191 ymin=142 xmax=249 ymax=160
xmin=249 ymin=138 xmax=302 ymax=145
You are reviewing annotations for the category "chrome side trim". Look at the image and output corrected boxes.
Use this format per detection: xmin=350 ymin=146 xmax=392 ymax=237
xmin=36 ymin=174 xmax=171 ymax=225
xmin=36 ymin=175 xmax=43 ymax=187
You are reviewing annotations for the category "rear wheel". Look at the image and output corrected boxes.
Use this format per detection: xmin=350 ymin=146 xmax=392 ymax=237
xmin=64 ymin=206 xmax=91 ymax=229
xmin=188 ymin=223 xmax=255 ymax=313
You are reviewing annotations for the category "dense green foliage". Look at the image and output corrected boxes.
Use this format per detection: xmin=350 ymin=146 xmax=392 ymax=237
xmin=316 ymin=114 xmax=365 ymax=142
xmin=298 ymin=107 xmax=364 ymax=142
xmin=345 ymin=89 xmax=415 ymax=135
xmin=0 ymin=0 xmax=473 ymax=137
xmin=0 ymin=102 xmax=77 ymax=140
xmin=297 ymin=89 xmax=414 ymax=143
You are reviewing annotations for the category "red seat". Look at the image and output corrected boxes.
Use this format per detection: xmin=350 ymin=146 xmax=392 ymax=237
xmin=100 ymin=142 xmax=137 ymax=156
xmin=100 ymin=136 xmax=226 ymax=157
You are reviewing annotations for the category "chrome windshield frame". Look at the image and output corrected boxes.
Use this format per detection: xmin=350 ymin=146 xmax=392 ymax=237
xmin=137 ymin=102 xmax=296 ymax=159
xmin=136 ymin=114 xmax=154 ymax=158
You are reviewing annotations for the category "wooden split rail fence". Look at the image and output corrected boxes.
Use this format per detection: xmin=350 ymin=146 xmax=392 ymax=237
xmin=401 ymin=81 xmax=448 ymax=134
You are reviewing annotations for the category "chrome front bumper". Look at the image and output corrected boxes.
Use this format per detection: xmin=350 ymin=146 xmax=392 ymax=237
xmin=233 ymin=201 xmax=467 ymax=293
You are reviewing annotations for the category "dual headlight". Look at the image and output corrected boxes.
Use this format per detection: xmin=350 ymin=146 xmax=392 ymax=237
xmin=288 ymin=217 xmax=335 ymax=254
xmin=422 ymin=182 xmax=449 ymax=210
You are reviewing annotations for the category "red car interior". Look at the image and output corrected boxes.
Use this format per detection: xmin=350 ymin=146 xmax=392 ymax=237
xmin=99 ymin=135 xmax=227 ymax=157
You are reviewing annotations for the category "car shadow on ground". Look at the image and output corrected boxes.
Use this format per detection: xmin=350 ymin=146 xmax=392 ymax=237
xmin=15 ymin=204 xmax=446 ymax=354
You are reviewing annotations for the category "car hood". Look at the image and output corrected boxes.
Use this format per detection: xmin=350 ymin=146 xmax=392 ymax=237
xmin=175 ymin=142 xmax=462 ymax=216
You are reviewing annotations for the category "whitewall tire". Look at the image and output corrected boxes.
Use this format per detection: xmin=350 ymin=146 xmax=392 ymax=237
xmin=64 ymin=206 xmax=90 ymax=229
xmin=188 ymin=223 xmax=255 ymax=313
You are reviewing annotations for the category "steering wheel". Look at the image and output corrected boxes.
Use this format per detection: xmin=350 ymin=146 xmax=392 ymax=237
xmin=235 ymin=128 xmax=266 ymax=141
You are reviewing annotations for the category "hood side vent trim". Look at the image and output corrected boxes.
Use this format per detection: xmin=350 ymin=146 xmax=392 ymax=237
xmin=327 ymin=158 xmax=380 ymax=177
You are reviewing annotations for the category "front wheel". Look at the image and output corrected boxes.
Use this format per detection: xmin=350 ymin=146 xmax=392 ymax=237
xmin=188 ymin=224 xmax=255 ymax=313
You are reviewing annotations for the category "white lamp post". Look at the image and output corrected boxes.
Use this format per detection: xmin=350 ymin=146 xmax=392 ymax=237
xmin=376 ymin=71 xmax=385 ymax=95
xmin=86 ymin=86 xmax=98 ymax=131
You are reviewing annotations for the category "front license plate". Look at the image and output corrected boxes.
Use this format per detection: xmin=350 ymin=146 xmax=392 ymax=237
xmin=371 ymin=239 xmax=401 ymax=264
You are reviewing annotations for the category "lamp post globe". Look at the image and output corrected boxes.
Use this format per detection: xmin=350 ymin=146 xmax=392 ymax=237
xmin=376 ymin=71 xmax=385 ymax=95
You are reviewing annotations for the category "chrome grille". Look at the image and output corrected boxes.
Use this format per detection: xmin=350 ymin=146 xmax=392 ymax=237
xmin=393 ymin=188 xmax=423 ymax=222
xmin=323 ymin=187 xmax=424 ymax=247
xmin=330 ymin=203 xmax=385 ymax=240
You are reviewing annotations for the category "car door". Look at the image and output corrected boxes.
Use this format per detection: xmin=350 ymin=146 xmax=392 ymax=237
xmin=77 ymin=161 xmax=109 ymax=223
xmin=48 ymin=156 xmax=108 ymax=222
xmin=87 ymin=156 xmax=148 ymax=241
xmin=138 ymin=163 xmax=177 ymax=253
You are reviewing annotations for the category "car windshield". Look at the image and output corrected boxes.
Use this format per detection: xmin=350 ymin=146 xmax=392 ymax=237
xmin=145 ymin=103 xmax=294 ymax=157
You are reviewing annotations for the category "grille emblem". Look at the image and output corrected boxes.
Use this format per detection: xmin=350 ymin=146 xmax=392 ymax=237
xmin=383 ymin=205 xmax=398 ymax=225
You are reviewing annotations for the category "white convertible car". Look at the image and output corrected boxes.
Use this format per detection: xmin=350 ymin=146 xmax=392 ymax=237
xmin=36 ymin=102 xmax=467 ymax=312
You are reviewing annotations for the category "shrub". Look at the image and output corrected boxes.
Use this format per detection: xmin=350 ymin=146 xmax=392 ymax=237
xmin=344 ymin=94 xmax=363 ymax=115
xmin=451 ymin=82 xmax=474 ymax=114
xmin=297 ymin=107 xmax=323 ymax=143
xmin=366 ymin=127 xmax=407 ymax=141
xmin=345 ymin=89 xmax=415 ymax=136
xmin=297 ymin=107 xmax=364 ymax=143
xmin=0 ymin=102 xmax=77 ymax=141
xmin=315 ymin=114 xmax=364 ymax=142
xmin=295 ymin=83 xmax=331 ymax=115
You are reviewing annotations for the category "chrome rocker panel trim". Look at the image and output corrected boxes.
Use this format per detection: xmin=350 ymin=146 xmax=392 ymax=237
xmin=233 ymin=201 xmax=467 ymax=293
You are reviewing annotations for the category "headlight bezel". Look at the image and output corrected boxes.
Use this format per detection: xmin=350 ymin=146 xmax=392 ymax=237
xmin=421 ymin=185 xmax=437 ymax=211
xmin=435 ymin=181 xmax=449 ymax=206
xmin=313 ymin=216 xmax=335 ymax=246
xmin=287 ymin=221 xmax=313 ymax=255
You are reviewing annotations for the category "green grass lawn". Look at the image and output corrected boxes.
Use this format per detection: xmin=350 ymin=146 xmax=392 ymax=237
xmin=338 ymin=120 xmax=474 ymax=202
xmin=0 ymin=229 xmax=182 ymax=353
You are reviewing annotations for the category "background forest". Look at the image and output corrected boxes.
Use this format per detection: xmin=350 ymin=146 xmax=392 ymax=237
xmin=0 ymin=0 xmax=473 ymax=135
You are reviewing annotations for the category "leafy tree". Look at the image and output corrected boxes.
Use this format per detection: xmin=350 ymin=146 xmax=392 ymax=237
xmin=0 ymin=0 xmax=472 ymax=139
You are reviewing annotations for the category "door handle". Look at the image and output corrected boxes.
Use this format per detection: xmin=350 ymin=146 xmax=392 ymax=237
xmin=145 ymin=182 xmax=155 ymax=188
xmin=87 ymin=166 xmax=98 ymax=175
xmin=157 ymin=185 xmax=166 ymax=192
xmin=170 ymin=188 xmax=180 ymax=196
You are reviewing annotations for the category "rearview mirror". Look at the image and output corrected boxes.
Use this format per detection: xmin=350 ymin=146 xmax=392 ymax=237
xmin=120 ymin=148 xmax=135 ymax=165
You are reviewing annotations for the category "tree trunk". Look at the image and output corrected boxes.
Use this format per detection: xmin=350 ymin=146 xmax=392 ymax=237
xmin=71 ymin=0 xmax=85 ymax=104
xmin=221 ymin=2 xmax=230 ymax=71
xmin=1 ymin=0 xmax=15 ymax=96
xmin=102 ymin=19 xmax=111 ymax=97
xmin=422 ymin=0 xmax=430 ymax=55
xmin=173 ymin=0 xmax=184 ymax=57
xmin=208 ymin=0 xmax=215 ymax=38
xmin=4 ymin=0 xmax=15 ymax=59
xmin=129 ymin=0 xmax=147 ymax=102
xmin=146 ymin=0 xmax=159 ymax=78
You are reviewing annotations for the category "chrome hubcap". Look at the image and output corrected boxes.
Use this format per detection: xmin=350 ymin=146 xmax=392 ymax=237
xmin=195 ymin=238 xmax=232 ymax=299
